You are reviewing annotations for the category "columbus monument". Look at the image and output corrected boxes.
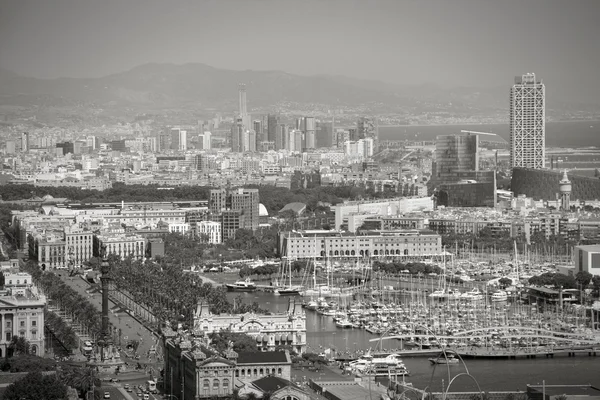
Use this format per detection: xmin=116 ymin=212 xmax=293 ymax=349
xmin=87 ymin=245 xmax=124 ymax=373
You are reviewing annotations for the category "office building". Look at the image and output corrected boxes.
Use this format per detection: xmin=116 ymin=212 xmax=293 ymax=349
xmin=170 ymin=128 xmax=187 ymax=151
xmin=210 ymin=188 xmax=260 ymax=237
xmin=357 ymin=117 xmax=378 ymax=150
xmin=267 ymin=114 xmax=279 ymax=143
xmin=56 ymin=142 xmax=74 ymax=155
xmin=303 ymin=117 xmax=316 ymax=149
xmin=276 ymin=124 xmax=288 ymax=151
xmin=432 ymin=134 xmax=479 ymax=184
xmin=21 ymin=132 xmax=29 ymax=153
xmin=510 ymin=73 xmax=545 ymax=169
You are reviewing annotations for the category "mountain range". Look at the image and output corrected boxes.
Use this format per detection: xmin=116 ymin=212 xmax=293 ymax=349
xmin=0 ymin=63 xmax=595 ymax=113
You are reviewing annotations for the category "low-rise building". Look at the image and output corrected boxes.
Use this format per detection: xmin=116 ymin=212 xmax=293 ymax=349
xmin=0 ymin=286 xmax=46 ymax=357
xmin=280 ymin=229 xmax=442 ymax=259
xmin=193 ymin=299 xmax=307 ymax=354
xmin=163 ymin=331 xmax=293 ymax=400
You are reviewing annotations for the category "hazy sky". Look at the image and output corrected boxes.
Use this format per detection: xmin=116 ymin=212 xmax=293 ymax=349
xmin=1 ymin=0 xmax=599 ymax=94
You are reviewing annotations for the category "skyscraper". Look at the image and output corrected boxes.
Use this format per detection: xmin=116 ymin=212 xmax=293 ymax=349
xmin=267 ymin=114 xmax=279 ymax=143
xmin=510 ymin=73 xmax=545 ymax=169
xmin=303 ymin=117 xmax=316 ymax=149
xmin=21 ymin=132 xmax=29 ymax=153
xmin=170 ymin=128 xmax=187 ymax=151
xmin=357 ymin=117 xmax=378 ymax=150
xmin=432 ymin=134 xmax=479 ymax=184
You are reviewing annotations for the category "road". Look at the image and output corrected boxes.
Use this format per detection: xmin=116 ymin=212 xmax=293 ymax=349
xmin=99 ymin=384 xmax=162 ymax=400
xmin=56 ymin=272 xmax=163 ymax=375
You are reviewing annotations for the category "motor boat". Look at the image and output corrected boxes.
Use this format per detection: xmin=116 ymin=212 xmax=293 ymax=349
xmin=225 ymin=278 xmax=257 ymax=292
xmin=428 ymin=353 xmax=460 ymax=365
xmin=491 ymin=290 xmax=509 ymax=302
xmin=429 ymin=290 xmax=447 ymax=299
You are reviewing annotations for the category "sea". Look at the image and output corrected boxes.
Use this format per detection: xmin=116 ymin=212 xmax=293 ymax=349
xmin=227 ymin=291 xmax=600 ymax=392
xmin=378 ymin=120 xmax=600 ymax=148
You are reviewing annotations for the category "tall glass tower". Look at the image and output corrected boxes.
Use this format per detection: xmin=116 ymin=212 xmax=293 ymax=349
xmin=510 ymin=73 xmax=545 ymax=169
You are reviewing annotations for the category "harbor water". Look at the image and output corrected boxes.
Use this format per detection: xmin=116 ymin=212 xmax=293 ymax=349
xmin=227 ymin=291 xmax=600 ymax=391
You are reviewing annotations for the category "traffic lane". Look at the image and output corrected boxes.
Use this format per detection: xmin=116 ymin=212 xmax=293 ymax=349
xmin=100 ymin=386 xmax=128 ymax=400
xmin=59 ymin=274 xmax=156 ymax=358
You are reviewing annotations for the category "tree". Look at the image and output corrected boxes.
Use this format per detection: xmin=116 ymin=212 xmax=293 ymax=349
xmin=209 ymin=331 xmax=259 ymax=353
xmin=575 ymin=271 xmax=593 ymax=289
xmin=498 ymin=277 xmax=512 ymax=289
xmin=3 ymin=371 xmax=68 ymax=400
xmin=8 ymin=336 xmax=30 ymax=357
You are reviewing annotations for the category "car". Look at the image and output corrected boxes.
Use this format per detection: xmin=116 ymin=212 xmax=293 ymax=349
xmin=143 ymin=394 xmax=150 ymax=400
xmin=103 ymin=392 xmax=110 ymax=399
xmin=124 ymin=384 xmax=131 ymax=392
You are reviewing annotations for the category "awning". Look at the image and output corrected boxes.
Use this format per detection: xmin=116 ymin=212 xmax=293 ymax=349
xmin=256 ymin=336 xmax=261 ymax=342
xmin=287 ymin=334 xmax=293 ymax=342
xmin=275 ymin=334 xmax=281 ymax=342
xmin=262 ymin=335 xmax=269 ymax=343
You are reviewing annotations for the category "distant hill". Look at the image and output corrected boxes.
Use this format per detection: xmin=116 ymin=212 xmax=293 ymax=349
xmin=0 ymin=63 xmax=594 ymax=112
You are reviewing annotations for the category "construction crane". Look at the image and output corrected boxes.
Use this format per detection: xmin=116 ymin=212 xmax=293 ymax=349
xmin=460 ymin=130 xmax=507 ymax=143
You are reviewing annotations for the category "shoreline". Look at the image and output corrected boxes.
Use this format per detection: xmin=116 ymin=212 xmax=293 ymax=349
xmin=379 ymin=119 xmax=600 ymax=128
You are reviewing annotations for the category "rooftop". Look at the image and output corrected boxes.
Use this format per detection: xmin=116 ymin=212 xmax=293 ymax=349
xmin=237 ymin=351 xmax=289 ymax=365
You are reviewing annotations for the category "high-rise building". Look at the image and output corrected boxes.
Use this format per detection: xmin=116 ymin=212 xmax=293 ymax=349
xmin=303 ymin=117 xmax=316 ymax=149
xmin=357 ymin=117 xmax=378 ymax=150
xmin=21 ymin=132 xmax=29 ymax=153
xmin=276 ymin=124 xmax=288 ymax=150
xmin=170 ymin=128 xmax=187 ymax=151
xmin=267 ymin=114 xmax=279 ymax=143
xmin=432 ymin=133 xmax=496 ymax=207
xmin=253 ymin=120 xmax=263 ymax=139
xmin=510 ymin=73 xmax=545 ymax=169
xmin=209 ymin=188 xmax=260 ymax=238
xmin=316 ymin=121 xmax=333 ymax=148
xmin=239 ymin=83 xmax=248 ymax=117
xmin=432 ymin=134 xmax=479 ymax=184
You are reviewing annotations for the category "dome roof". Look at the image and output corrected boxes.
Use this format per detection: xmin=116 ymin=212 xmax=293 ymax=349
xmin=259 ymin=203 xmax=269 ymax=217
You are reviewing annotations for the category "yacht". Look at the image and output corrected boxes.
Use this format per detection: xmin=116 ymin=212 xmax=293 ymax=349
xmin=305 ymin=300 xmax=318 ymax=311
xmin=429 ymin=289 xmax=447 ymax=299
xmin=428 ymin=353 xmax=460 ymax=365
xmin=225 ymin=278 xmax=257 ymax=292
xmin=491 ymin=290 xmax=509 ymax=302
xmin=461 ymin=288 xmax=484 ymax=301
xmin=348 ymin=352 xmax=409 ymax=376
xmin=274 ymin=286 xmax=302 ymax=296
xmin=335 ymin=319 xmax=354 ymax=329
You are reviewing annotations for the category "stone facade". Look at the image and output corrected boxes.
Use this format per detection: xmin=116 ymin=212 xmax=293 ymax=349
xmin=193 ymin=299 xmax=307 ymax=354
xmin=163 ymin=331 xmax=293 ymax=400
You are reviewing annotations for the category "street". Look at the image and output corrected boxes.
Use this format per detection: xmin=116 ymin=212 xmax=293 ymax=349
xmin=56 ymin=272 xmax=163 ymax=377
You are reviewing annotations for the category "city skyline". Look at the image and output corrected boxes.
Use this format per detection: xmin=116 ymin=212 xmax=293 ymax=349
xmin=1 ymin=0 xmax=599 ymax=104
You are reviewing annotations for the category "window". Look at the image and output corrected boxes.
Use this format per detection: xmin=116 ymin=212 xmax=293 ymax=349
xmin=213 ymin=379 xmax=220 ymax=390
xmin=32 ymin=320 xmax=36 ymax=326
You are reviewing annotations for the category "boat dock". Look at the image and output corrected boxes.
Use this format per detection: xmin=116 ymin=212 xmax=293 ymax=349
xmin=453 ymin=345 xmax=600 ymax=359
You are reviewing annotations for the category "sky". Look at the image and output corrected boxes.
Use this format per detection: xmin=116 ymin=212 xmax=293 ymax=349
xmin=1 ymin=0 xmax=599 ymax=98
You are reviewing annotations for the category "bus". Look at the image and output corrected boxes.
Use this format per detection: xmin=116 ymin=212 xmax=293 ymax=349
xmin=146 ymin=381 xmax=157 ymax=393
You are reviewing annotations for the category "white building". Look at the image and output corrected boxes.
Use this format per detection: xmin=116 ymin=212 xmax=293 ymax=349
xmin=334 ymin=197 xmax=434 ymax=230
xmin=198 ymin=221 xmax=221 ymax=244
xmin=574 ymin=245 xmax=600 ymax=277
xmin=94 ymin=234 xmax=146 ymax=260
xmin=168 ymin=222 xmax=191 ymax=235
xmin=280 ymin=229 xmax=442 ymax=259
xmin=510 ymin=73 xmax=545 ymax=169
xmin=0 ymin=286 xmax=46 ymax=357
